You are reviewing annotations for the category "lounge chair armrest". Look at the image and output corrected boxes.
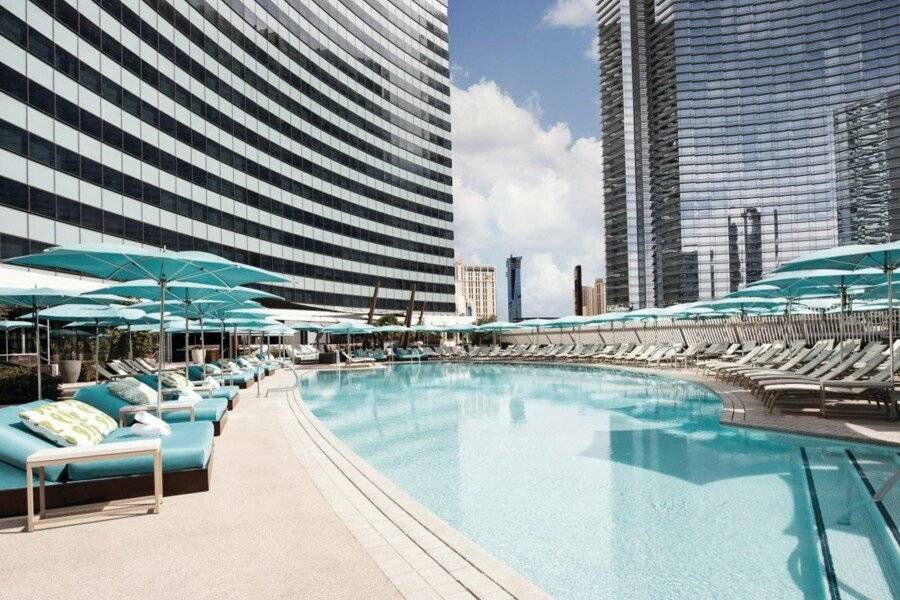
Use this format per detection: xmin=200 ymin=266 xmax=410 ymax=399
xmin=118 ymin=401 xmax=198 ymax=425
xmin=818 ymin=380 xmax=895 ymax=389
xmin=27 ymin=439 xmax=161 ymax=466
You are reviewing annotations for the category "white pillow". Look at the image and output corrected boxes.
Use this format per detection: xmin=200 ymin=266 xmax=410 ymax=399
xmin=204 ymin=376 xmax=221 ymax=389
xmin=177 ymin=387 xmax=203 ymax=404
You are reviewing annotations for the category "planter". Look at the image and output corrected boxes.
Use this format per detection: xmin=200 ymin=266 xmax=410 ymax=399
xmin=60 ymin=360 xmax=82 ymax=384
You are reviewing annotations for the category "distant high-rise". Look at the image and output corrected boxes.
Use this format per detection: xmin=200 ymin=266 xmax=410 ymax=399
xmin=597 ymin=0 xmax=900 ymax=306
xmin=506 ymin=256 xmax=523 ymax=321
xmin=574 ymin=265 xmax=584 ymax=315
xmin=582 ymin=278 xmax=608 ymax=316
xmin=454 ymin=260 xmax=497 ymax=319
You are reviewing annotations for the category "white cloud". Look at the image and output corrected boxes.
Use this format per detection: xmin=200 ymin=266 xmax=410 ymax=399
xmin=542 ymin=0 xmax=596 ymax=28
xmin=452 ymin=80 xmax=604 ymax=318
xmin=584 ymin=34 xmax=599 ymax=62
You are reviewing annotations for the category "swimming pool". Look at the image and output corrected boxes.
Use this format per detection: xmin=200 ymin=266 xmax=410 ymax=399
xmin=300 ymin=363 xmax=900 ymax=599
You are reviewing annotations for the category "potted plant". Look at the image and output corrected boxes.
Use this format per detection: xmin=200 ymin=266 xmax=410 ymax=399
xmin=60 ymin=347 xmax=82 ymax=383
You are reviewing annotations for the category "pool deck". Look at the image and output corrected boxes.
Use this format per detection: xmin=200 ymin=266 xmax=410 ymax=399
xmin=0 ymin=367 xmax=549 ymax=600
xmin=1 ymin=361 xmax=896 ymax=600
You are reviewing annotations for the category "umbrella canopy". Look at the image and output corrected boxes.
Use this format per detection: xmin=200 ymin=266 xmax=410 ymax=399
xmin=695 ymin=297 xmax=785 ymax=312
xmin=542 ymin=316 xmax=592 ymax=329
xmin=409 ymin=324 xmax=443 ymax=333
xmin=259 ymin=324 xmax=297 ymax=336
xmin=0 ymin=287 xmax=81 ymax=309
xmin=6 ymin=244 xmax=289 ymax=287
xmin=443 ymin=324 xmax=478 ymax=333
xmin=374 ymin=325 xmax=410 ymax=333
xmin=477 ymin=321 xmax=523 ymax=332
xmin=0 ymin=320 xmax=32 ymax=330
xmin=773 ymin=241 xmax=900 ymax=273
xmin=321 ymin=322 xmax=375 ymax=335
xmin=516 ymin=318 xmax=552 ymax=328
xmin=90 ymin=279 xmax=279 ymax=303
xmin=6 ymin=244 xmax=289 ymax=418
xmin=29 ymin=304 xmax=145 ymax=323
xmin=291 ymin=322 xmax=324 ymax=332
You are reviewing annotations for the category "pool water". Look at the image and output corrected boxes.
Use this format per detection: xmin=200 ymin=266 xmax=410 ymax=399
xmin=300 ymin=363 xmax=900 ymax=600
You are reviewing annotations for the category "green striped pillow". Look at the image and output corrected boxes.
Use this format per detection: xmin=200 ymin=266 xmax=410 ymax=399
xmin=19 ymin=400 xmax=114 ymax=447
xmin=108 ymin=377 xmax=157 ymax=405
xmin=160 ymin=372 xmax=190 ymax=389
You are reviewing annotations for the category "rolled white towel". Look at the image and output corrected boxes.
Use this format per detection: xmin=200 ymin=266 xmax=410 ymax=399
xmin=131 ymin=411 xmax=171 ymax=437
xmin=177 ymin=387 xmax=203 ymax=404
xmin=204 ymin=376 xmax=221 ymax=389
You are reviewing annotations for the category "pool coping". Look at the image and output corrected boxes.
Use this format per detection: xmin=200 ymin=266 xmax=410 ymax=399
xmin=277 ymin=369 xmax=551 ymax=600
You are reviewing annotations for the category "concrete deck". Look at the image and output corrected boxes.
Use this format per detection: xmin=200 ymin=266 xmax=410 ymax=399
xmin=0 ymin=371 xmax=403 ymax=600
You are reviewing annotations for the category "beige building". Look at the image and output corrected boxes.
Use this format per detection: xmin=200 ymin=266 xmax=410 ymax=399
xmin=454 ymin=260 xmax=497 ymax=319
xmin=582 ymin=278 xmax=608 ymax=316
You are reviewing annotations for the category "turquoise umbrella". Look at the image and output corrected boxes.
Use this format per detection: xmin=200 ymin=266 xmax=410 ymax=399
xmin=32 ymin=305 xmax=144 ymax=382
xmin=321 ymin=322 xmax=375 ymax=365
xmin=0 ymin=320 xmax=31 ymax=358
xmin=91 ymin=280 xmax=280 ymax=378
xmin=291 ymin=322 xmax=324 ymax=332
xmin=7 ymin=244 xmax=289 ymax=418
xmin=0 ymin=287 xmax=82 ymax=398
xmin=773 ymin=243 xmax=900 ymax=389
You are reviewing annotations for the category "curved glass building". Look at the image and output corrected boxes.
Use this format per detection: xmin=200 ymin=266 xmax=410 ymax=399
xmin=598 ymin=0 xmax=900 ymax=308
xmin=0 ymin=0 xmax=455 ymax=313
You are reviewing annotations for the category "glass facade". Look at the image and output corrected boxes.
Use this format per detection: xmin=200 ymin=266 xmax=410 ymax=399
xmin=598 ymin=0 xmax=900 ymax=308
xmin=0 ymin=0 xmax=455 ymax=313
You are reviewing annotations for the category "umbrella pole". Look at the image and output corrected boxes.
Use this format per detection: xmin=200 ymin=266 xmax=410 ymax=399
xmin=888 ymin=267 xmax=896 ymax=419
xmin=200 ymin=317 xmax=205 ymax=379
xmin=128 ymin=324 xmax=133 ymax=360
xmin=45 ymin=320 xmax=50 ymax=365
xmin=33 ymin=303 xmax=41 ymax=400
xmin=184 ymin=313 xmax=190 ymax=381
xmin=94 ymin=321 xmax=100 ymax=383
xmin=156 ymin=280 xmax=166 ymax=421
xmin=4 ymin=330 xmax=7 ymax=358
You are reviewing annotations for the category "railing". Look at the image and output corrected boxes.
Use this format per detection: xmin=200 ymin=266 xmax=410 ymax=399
xmin=502 ymin=310 xmax=898 ymax=346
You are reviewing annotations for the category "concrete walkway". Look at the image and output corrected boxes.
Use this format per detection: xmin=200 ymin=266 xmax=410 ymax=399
xmin=0 ymin=374 xmax=402 ymax=600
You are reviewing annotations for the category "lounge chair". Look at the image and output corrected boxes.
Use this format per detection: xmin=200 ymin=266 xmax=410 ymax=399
xmin=733 ymin=340 xmax=835 ymax=388
xmin=720 ymin=341 xmax=808 ymax=383
xmin=0 ymin=400 xmax=214 ymax=519
xmin=293 ymin=345 xmax=319 ymax=363
xmin=75 ymin=382 xmax=229 ymax=436
xmin=753 ymin=341 xmax=879 ymax=395
xmin=761 ymin=342 xmax=896 ymax=412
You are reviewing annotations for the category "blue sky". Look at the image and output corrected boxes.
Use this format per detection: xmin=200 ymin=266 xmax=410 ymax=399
xmin=448 ymin=0 xmax=605 ymax=319
xmin=449 ymin=0 xmax=600 ymax=140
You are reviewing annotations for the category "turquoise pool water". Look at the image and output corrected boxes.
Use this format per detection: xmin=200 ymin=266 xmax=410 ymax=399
xmin=300 ymin=363 xmax=900 ymax=599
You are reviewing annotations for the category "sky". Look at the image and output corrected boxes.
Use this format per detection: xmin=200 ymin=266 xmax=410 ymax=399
xmin=448 ymin=0 xmax=604 ymax=319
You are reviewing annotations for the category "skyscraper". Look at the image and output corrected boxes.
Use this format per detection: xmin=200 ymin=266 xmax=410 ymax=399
xmin=597 ymin=0 xmax=900 ymax=307
xmin=0 ymin=0 xmax=455 ymax=314
xmin=506 ymin=255 xmax=522 ymax=321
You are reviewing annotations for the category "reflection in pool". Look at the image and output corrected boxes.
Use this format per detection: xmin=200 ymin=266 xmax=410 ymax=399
xmin=300 ymin=363 xmax=899 ymax=600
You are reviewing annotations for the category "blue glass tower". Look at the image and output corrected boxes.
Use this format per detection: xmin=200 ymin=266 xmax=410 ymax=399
xmin=598 ymin=0 xmax=900 ymax=308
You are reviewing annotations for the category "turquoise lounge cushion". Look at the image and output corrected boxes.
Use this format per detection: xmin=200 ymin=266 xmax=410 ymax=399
xmin=0 ymin=401 xmax=66 ymax=482
xmin=0 ymin=459 xmax=57 ymax=490
xmin=75 ymin=384 xmax=226 ymax=425
xmin=67 ymin=421 xmax=213 ymax=481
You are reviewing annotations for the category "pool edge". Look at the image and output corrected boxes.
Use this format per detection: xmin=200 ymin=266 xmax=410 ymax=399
xmin=280 ymin=372 xmax=552 ymax=600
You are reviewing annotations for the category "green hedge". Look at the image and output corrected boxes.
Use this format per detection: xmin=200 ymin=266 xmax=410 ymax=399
xmin=0 ymin=363 xmax=62 ymax=403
